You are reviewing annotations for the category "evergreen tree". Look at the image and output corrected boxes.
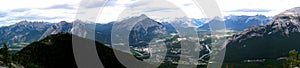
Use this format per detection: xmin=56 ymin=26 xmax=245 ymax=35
xmin=0 ymin=43 xmax=11 ymax=66
xmin=287 ymin=50 xmax=300 ymax=68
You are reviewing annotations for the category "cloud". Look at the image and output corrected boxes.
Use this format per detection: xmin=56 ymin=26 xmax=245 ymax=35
xmin=183 ymin=3 xmax=193 ymax=6
xmin=96 ymin=0 xmax=205 ymax=23
xmin=216 ymin=0 xmax=300 ymax=16
xmin=0 ymin=0 xmax=80 ymax=26
xmin=144 ymin=7 xmax=178 ymax=12
xmin=41 ymin=4 xmax=75 ymax=9
xmin=1 ymin=0 xmax=298 ymax=25
xmin=6 ymin=15 xmax=66 ymax=21
xmin=0 ymin=21 xmax=15 ymax=27
xmin=125 ymin=0 xmax=150 ymax=8
xmin=0 ymin=12 xmax=8 ymax=17
xmin=11 ymin=8 xmax=31 ymax=12
xmin=226 ymin=9 xmax=273 ymax=12
xmin=81 ymin=0 xmax=118 ymax=8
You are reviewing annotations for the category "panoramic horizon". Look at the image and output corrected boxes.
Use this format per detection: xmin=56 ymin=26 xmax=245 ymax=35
xmin=0 ymin=0 xmax=299 ymax=26
xmin=0 ymin=14 xmax=273 ymax=27
xmin=2 ymin=0 xmax=300 ymax=68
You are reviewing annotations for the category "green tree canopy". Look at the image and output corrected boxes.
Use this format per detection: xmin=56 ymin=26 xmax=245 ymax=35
xmin=0 ymin=43 xmax=11 ymax=66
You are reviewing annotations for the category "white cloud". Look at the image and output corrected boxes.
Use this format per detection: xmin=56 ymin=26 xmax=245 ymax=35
xmin=0 ymin=0 xmax=80 ymax=24
xmin=216 ymin=0 xmax=300 ymax=16
xmin=0 ymin=0 xmax=80 ymax=10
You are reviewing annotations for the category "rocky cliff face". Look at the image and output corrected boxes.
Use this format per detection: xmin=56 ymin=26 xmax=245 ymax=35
xmin=39 ymin=21 xmax=73 ymax=40
xmin=112 ymin=14 xmax=168 ymax=45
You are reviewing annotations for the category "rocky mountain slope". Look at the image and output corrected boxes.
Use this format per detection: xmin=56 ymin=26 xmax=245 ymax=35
xmin=41 ymin=14 xmax=168 ymax=45
xmin=0 ymin=21 xmax=52 ymax=45
xmin=225 ymin=7 xmax=300 ymax=62
xmin=0 ymin=14 xmax=170 ymax=47
xmin=39 ymin=21 xmax=72 ymax=40
xmin=125 ymin=14 xmax=167 ymax=45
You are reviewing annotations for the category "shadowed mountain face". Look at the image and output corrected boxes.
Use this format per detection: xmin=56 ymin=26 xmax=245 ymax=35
xmin=127 ymin=14 xmax=167 ymax=45
xmin=225 ymin=7 xmax=300 ymax=62
xmin=14 ymin=33 xmax=150 ymax=68
xmin=15 ymin=33 xmax=77 ymax=68
xmin=95 ymin=22 xmax=113 ymax=44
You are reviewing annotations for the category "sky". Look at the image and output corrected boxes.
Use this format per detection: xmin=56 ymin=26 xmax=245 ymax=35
xmin=0 ymin=0 xmax=300 ymax=26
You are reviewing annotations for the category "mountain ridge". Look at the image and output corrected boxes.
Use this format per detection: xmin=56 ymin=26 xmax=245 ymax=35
xmin=225 ymin=7 xmax=300 ymax=62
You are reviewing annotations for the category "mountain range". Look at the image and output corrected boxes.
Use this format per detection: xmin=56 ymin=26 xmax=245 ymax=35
xmin=1 ymin=7 xmax=300 ymax=67
xmin=0 ymin=14 xmax=272 ymax=48
xmin=0 ymin=14 xmax=171 ymax=47
xmin=0 ymin=21 xmax=52 ymax=46
xmin=198 ymin=15 xmax=271 ymax=31
xmin=225 ymin=7 xmax=300 ymax=62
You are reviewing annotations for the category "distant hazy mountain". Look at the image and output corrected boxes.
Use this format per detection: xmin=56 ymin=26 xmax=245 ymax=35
xmin=198 ymin=15 xmax=271 ymax=31
xmin=191 ymin=18 xmax=208 ymax=27
xmin=225 ymin=7 xmax=300 ymax=62
xmin=225 ymin=15 xmax=271 ymax=31
xmin=155 ymin=17 xmax=207 ymax=28
xmin=198 ymin=17 xmax=225 ymax=31
xmin=0 ymin=21 xmax=53 ymax=45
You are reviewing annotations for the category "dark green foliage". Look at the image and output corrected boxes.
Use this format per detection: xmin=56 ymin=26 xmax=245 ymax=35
xmin=225 ymin=32 xmax=300 ymax=62
xmin=0 ymin=43 xmax=12 ymax=66
xmin=12 ymin=32 xmax=215 ymax=68
xmin=14 ymin=32 xmax=152 ymax=68
xmin=286 ymin=50 xmax=300 ymax=68
xmin=158 ymin=61 xmax=207 ymax=68
xmin=222 ymin=60 xmax=286 ymax=68
xmin=15 ymin=33 xmax=76 ymax=68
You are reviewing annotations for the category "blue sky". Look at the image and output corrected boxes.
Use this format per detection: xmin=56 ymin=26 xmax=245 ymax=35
xmin=0 ymin=0 xmax=300 ymax=26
